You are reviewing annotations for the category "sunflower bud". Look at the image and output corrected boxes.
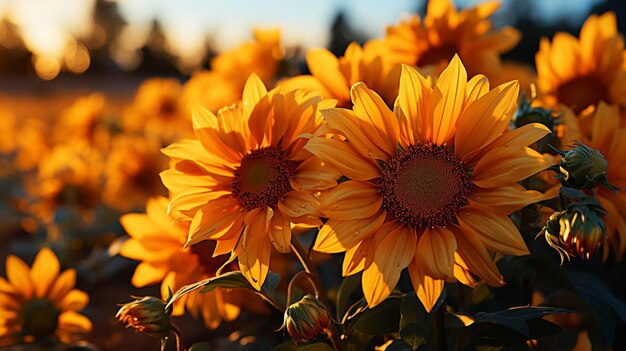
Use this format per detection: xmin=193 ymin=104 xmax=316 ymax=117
xmin=116 ymin=296 xmax=171 ymax=337
xmin=539 ymin=201 xmax=607 ymax=262
xmin=556 ymin=141 xmax=617 ymax=190
xmin=280 ymin=295 xmax=332 ymax=344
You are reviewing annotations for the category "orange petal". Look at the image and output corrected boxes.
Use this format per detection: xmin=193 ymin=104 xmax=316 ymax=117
xmin=186 ymin=197 xmax=244 ymax=247
xmin=238 ymin=209 xmax=272 ymax=290
xmin=430 ymin=54 xmax=467 ymax=145
xmin=472 ymin=146 xmax=549 ymax=188
xmin=307 ymin=48 xmax=350 ymax=102
xmin=362 ymin=224 xmax=416 ymax=307
xmin=397 ymin=64 xmax=432 ymax=143
xmin=30 ymin=247 xmax=60 ymax=298
xmin=6 ymin=255 xmax=33 ymax=299
xmin=59 ymin=290 xmax=89 ymax=311
xmin=319 ymin=180 xmax=382 ymax=220
xmin=457 ymin=204 xmax=529 ymax=256
xmin=277 ymin=191 xmax=320 ymax=225
xmin=49 ymin=269 xmax=77 ymax=304
xmin=268 ymin=208 xmax=292 ymax=253
xmin=451 ymin=225 xmax=504 ymax=286
xmin=242 ymin=74 xmax=268 ymax=119
xmin=290 ymin=157 xmax=340 ymax=191
xmin=416 ymin=227 xmax=457 ymax=280
xmin=305 ymin=137 xmax=380 ymax=181
xmin=469 ymin=185 xmax=549 ymax=214
xmin=58 ymin=311 xmax=92 ymax=334
xmin=343 ymin=239 xmax=371 ymax=276
xmin=131 ymin=262 xmax=168 ymax=287
xmin=465 ymin=74 xmax=490 ymax=104
xmin=322 ymin=108 xmax=390 ymax=160
xmin=314 ymin=211 xmax=385 ymax=253
xmin=408 ymin=259 xmax=444 ymax=313
xmin=486 ymin=123 xmax=551 ymax=150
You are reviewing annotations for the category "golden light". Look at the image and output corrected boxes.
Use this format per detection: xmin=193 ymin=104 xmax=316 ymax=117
xmin=33 ymin=55 xmax=61 ymax=80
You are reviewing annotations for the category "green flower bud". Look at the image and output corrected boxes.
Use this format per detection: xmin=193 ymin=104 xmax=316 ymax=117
xmin=280 ymin=295 xmax=331 ymax=344
xmin=539 ymin=201 xmax=607 ymax=262
xmin=116 ymin=296 xmax=171 ymax=337
xmin=557 ymin=141 xmax=617 ymax=190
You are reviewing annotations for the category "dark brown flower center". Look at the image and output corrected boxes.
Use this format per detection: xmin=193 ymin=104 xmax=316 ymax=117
xmin=380 ymin=143 xmax=473 ymax=228
xmin=19 ymin=299 xmax=60 ymax=339
xmin=232 ymin=147 xmax=297 ymax=210
xmin=556 ymin=75 xmax=607 ymax=114
xmin=417 ymin=43 xmax=457 ymax=67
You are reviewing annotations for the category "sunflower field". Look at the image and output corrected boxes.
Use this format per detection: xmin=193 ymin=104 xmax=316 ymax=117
xmin=1 ymin=0 xmax=625 ymax=350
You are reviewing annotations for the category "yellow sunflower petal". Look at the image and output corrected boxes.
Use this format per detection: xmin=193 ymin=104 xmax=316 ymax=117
xmin=268 ymin=209 xmax=291 ymax=253
xmin=319 ymin=180 xmax=382 ymax=220
xmin=49 ymin=269 xmax=77 ymax=303
xmin=314 ymin=211 xmax=385 ymax=253
xmin=430 ymin=54 xmax=467 ymax=145
xmin=6 ymin=255 xmax=34 ymax=299
xmin=398 ymin=64 xmax=432 ymax=143
xmin=322 ymin=108 xmax=390 ymax=160
xmin=290 ymin=157 xmax=340 ymax=191
xmin=343 ymin=239 xmax=371 ymax=276
xmin=242 ymin=73 xmax=268 ymax=119
xmin=408 ymin=259 xmax=444 ymax=313
xmin=465 ymin=74 xmax=490 ymax=104
xmin=487 ymin=123 xmax=551 ymax=150
xmin=350 ymin=82 xmax=399 ymax=155
xmin=30 ymin=247 xmax=60 ymax=298
xmin=472 ymin=146 xmax=549 ymax=188
xmin=307 ymin=48 xmax=350 ymax=102
xmin=58 ymin=311 xmax=92 ymax=333
xmin=469 ymin=185 xmax=549 ymax=214
xmin=131 ymin=262 xmax=168 ymax=287
xmin=59 ymin=290 xmax=89 ymax=311
xmin=415 ymin=227 xmax=457 ymax=280
xmin=186 ymin=197 xmax=243 ymax=247
xmin=304 ymin=137 xmax=380 ymax=181
xmin=457 ymin=204 xmax=529 ymax=256
xmin=451 ymin=225 xmax=504 ymax=286
xmin=238 ymin=209 xmax=273 ymax=290
xmin=362 ymin=224 xmax=416 ymax=307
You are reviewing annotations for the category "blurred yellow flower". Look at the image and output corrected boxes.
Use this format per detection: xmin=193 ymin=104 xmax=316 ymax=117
xmin=560 ymin=103 xmax=626 ymax=260
xmin=104 ymin=136 xmax=168 ymax=212
xmin=306 ymin=57 xmax=550 ymax=310
xmin=161 ymin=74 xmax=339 ymax=290
xmin=120 ymin=197 xmax=239 ymax=329
xmin=384 ymin=0 xmax=520 ymax=79
xmin=536 ymin=12 xmax=626 ymax=113
xmin=52 ymin=93 xmax=110 ymax=149
xmin=0 ymin=247 xmax=91 ymax=344
xmin=28 ymin=142 xmax=103 ymax=221
xmin=280 ymin=41 xmax=400 ymax=108
xmin=123 ymin=78 xmax=192 ymax=143
xmin=183 ymin=29 xmax=283 ymax=112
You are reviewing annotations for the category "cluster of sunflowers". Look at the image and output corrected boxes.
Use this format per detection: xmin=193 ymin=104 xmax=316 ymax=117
xmin=1 ymin=0 xmax=626 ymax=350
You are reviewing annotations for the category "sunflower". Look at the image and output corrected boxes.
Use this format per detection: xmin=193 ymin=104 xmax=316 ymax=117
xmin=535 ymin=12 xmax=626 ymax=114
xmin=123 ymin=78 xmax=192 ymax=143
xmin=52 ymin=93 xmax=110 ymax=149
xmin=306 ymin=56 xmax=550 ymax=310
xmin=120 ymin=197 xmax=240 ymax=329
xmin=182 ymin=29 xmax=283 ymax=113
xmin=559 ymin=103 xmax=626 ymax=260
xmin=0 ymin=247 xmax=91 ymax=345
xmin=103 ymin=136 xmax=168 ymax=212
xmin=383 ymin=0 xmax=520 ymax=79
xmin=161 ymin=74 xmax=339 ymax=290
xmin=279 ymin=41 xmax=400 ymax=108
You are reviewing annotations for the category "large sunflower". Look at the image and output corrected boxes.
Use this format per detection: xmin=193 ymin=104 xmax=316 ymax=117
xmin=161 ymin=74 xmax=339 ymax=290
xmin=279 ymin=41 xmax=400 ymax=108
xmin=306 ymin=56 xmax=550 ymax=310
xmin=120 ymin=197 xmax=240 ymax=329
xmin=560 ymin=103 xmax=626 ymax=260
xmin=383 ymin=0 xmax=519 ymax=79
xmin=0 ymin=247 xmax=91 ymax=345
xmin=535 ymin=12 xmax=626 ymax=113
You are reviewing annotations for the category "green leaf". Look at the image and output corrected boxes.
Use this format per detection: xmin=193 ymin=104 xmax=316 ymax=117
xmin=399 ymin=292 xmax=427 ymax=350
xmin=336 ymin=273 xmax=363 ymax=321
xmin=353 ymin=295 xmax=402 ymax=336
xmin=166 ymin=271 xmax=281 ymax=311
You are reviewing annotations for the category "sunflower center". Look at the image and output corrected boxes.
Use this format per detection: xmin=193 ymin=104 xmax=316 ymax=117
xmin=380 ymin=143 xmax=473 ymax=228
xmin=417 ymin=43 xmax=457 ymax=67
xmin=19 ymin=299 xmax=60 ymax=339
xmin=232 ymin=147 xmax=298 ymax=210
xmin=556 ymin=75 xmax=607 ymax=114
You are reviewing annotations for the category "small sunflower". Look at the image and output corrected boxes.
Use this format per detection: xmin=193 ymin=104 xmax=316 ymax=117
xmin=306 ymin=56 xmax=550 ymax=310
xmin=280 ymin=41 xmax=400 ymax=108
xmin=560 ymin=103 xmax=626 ymax=260
xmin=161 ymin=74 xmax=339 ymax=290
xmin=535 ymin=12 xmax=626 ymax=113
xmin=384 ymin=0 xmax=520 ymax=79
xmin=0 ymin=247 xmax=91 ymax=344
xmin=52 ymin=93 xmax=109 ymax=148
xmin=120 ymin=197 xmax=239 ymax=329
xmin=103 ymin=136 xmax=168 ymax=212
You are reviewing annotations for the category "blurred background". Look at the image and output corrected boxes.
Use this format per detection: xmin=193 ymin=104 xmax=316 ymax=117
xmin=0 ymin=0 xmax=625 ymax=350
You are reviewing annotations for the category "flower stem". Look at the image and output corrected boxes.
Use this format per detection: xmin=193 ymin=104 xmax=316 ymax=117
xmin=286 ymin=271 xmax=318 ymax=306
xmin=171 ymin=322 xmax=185 ymax=351
xmin=290 ymin=238 xmax=343 ymax=351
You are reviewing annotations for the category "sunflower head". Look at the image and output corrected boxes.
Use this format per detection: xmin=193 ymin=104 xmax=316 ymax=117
xmin=116 ymin=296 xmax=172 ymax=338
xmin=280 ymin=294 xmax=331 ymax=344
xmin=540 ymin=200 xmax=607 ymax=261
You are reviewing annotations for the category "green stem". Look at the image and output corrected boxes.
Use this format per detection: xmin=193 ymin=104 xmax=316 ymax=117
xmin=171 ymin=322 xmax=185 ymax=351
xmin=290 ymin=238 xmax=344 ymax=351
xmin=286 ymin=271 xmax=318 ymax=306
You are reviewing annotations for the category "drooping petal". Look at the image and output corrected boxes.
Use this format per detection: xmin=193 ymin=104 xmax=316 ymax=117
xmin=415 ymin=227 xmax=457 ymax=280
xmin=268 ymin=208 xmax=291 ymax=253
xmin=238 ymin=209 xmax=272 ymax=290
xmin=451 ymin=225 xmax=504 ymax=286
xmin=408 ymin=259 xmax=444 ymax=313
xmin=319 ymin=180 xmax=382 ymax=220
xmin=457 ymin=204 xmax=529 ymax=256
xmin=362 ymin=224 xmax=416 ymax=307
